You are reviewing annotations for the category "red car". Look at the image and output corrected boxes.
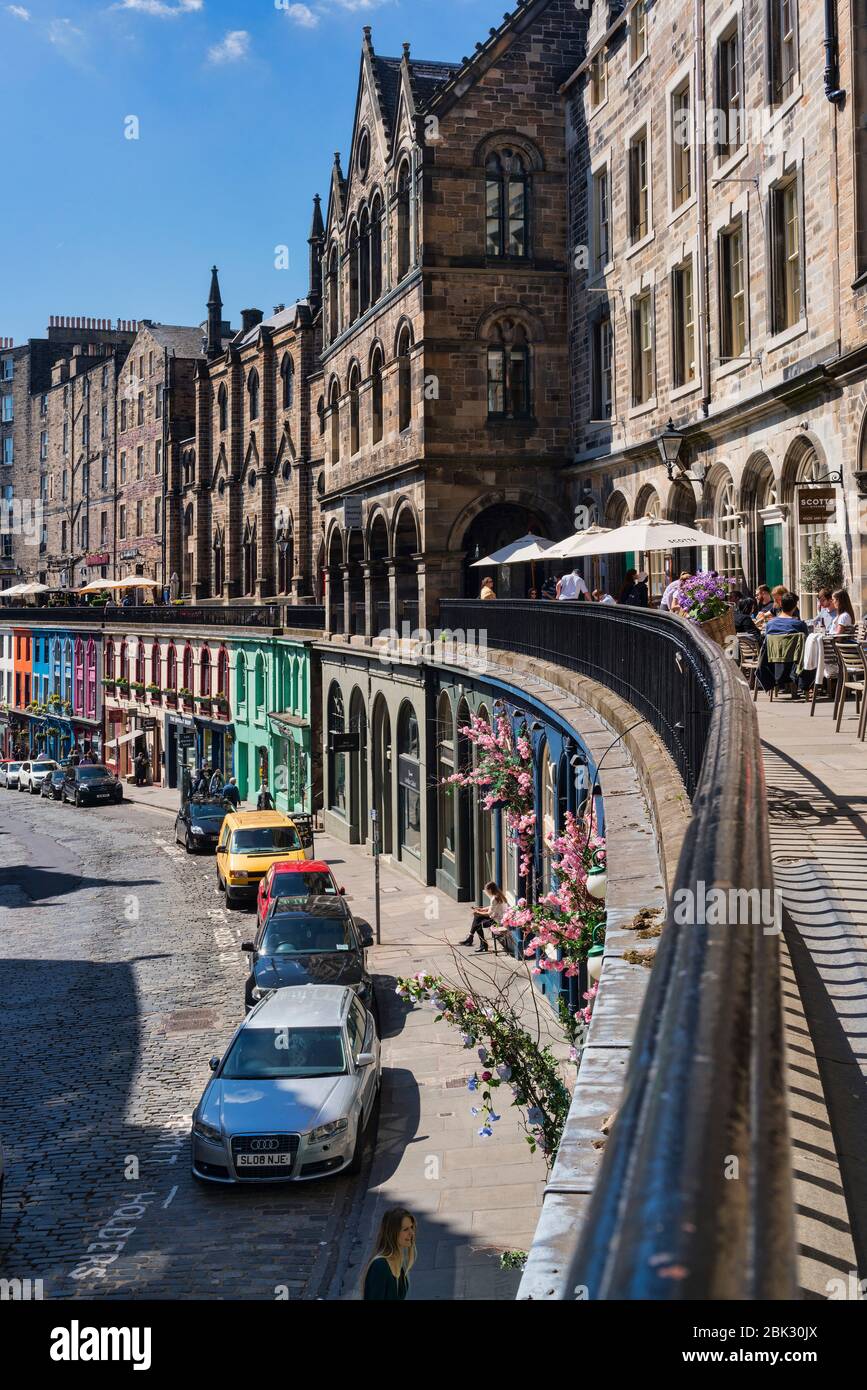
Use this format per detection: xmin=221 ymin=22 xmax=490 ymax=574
xmin=256 ymin=860 xmax=344 ymax=929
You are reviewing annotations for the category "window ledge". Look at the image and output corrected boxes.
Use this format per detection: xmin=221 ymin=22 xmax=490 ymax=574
xmin=586 ymin=264 xmax=615 ymax=290
xmin=625 ymin=230 xmax=655 ymax=260
xmin=670 ymin=379 xmax=700 ymax=402
xmin=667 ymin=195 xmax=696 ymax=229
xmin=587 ymin=417 xmax=614 ymax=427
xmin=765 ymin=319 xmax=808 ymax=353
xmin=766 ymin=83 xmax=803 ymax=131
xmin=588 ymin=95 xmax=610 ymax=120
xmin=715 ymin=352 xmax=750 ymax=380
xmin=712 ymin=144 xmax=749 ymax=184
xmin=625 ymin=50 xmax=649 ymax=81
xmin=628 ymin=397 xmax=658 ymax=420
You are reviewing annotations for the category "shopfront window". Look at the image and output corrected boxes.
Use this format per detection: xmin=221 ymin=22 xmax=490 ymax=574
xmin=437 ymin=692 xmax=455 ymax=862
xmin=398 ymin=702 xmax=421 ymax=858
xmin=713 ymin=475 xmax=741 ymax=583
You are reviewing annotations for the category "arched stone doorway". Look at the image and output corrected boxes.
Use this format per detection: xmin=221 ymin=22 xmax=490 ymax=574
xmin=327 ymin=529 xmax=344 ymax=634
xmin=603 ymin=492 xmax=629 ymax=598
xmin=347 ymin=530 xmax=365 ymax=636
xmin=634 ymin=486 xmax=665 ymax=600
xmin=397 ymin=701 xmax=422 ymax=862
xmin=372 ymin=695 xmax=393 ymax=856
xmin=475 ymin=702 xmax=495 ymax=896
xmin=460 ymin=502 xmax=548 ymax=598
xmin=781 ymin=437 xmax=835 ymax=610
xmin=741 ymin=454 xmax=780 ymax=590
xmin=393 ymin=505 xmax=420 ymax=630
xmin=667 ymin=478 xmax=698 ymax=577
xmin=368 ymin=513 xmax=390 ymax=635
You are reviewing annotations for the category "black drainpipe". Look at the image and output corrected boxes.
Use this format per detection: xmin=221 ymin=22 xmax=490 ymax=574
xmin=824 ymin=0 xmax=845 ymax=104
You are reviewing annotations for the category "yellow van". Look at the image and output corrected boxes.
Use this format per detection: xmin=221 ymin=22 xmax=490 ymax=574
xmin=216 ymin=811 xmax=310 ymax=907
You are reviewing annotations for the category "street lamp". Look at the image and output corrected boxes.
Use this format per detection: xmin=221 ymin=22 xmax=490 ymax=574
xmin=657 ymin=419 xmax=686 ymax=480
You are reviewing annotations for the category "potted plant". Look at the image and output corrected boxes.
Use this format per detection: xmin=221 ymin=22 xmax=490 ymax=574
xmin=130 ymin=681 xmax=145 ymax=699
xmin=676 ymin=571 xmax=735 ymax=647
xmin=117 ymin=678 xmax=130 ymax=696
xmin=163 ymin=687 xmax=178 ymax=706
xmin=213 ymin=691 xmax=229 ymax=717
xmin=802 ymin=540 xmax=843 ymax=596
xmin=178 ymin=686 xmax=194 ymax=705
xmin=146 ymin=682 xmax=162 ymax=700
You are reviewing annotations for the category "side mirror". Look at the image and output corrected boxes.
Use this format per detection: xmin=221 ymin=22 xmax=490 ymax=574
xmin=339 ymin=886 xmax=347 ymax=895
xmin=208 ymin=1055 xmax=220 ymax=1072
xmin=240 ymin=942 xmax=255 ymax=953
xmin=215 ymin=845 xmax=225 ymax=855
xmin=359 ymin=926 xmax=374 ymax=949
xmin=356 ymin=1051 xmax=376 ymax=1068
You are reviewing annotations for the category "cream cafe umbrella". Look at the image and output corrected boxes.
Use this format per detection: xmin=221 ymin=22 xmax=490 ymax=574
xmin=563 ymin=516 xmax=733 ymax=557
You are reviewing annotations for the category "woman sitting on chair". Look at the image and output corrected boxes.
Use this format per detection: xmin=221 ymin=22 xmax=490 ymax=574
xmin=460 ymin=882 xmax=508 ymax=954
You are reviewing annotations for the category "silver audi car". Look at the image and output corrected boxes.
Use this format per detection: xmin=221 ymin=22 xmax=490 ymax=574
xmin=191 ymin=984 xmax=380 ymax=1184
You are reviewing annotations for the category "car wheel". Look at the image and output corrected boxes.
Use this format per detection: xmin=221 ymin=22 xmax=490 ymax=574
xmin=31 ymin=781 xmax=38 ymax=795
xmin=225 ymin=888 xmax=240 ymax=910
xmin=217 ymin=873 xmax=225 ymax=894
xmin=74 ymin=790 xmax=82 ymax=807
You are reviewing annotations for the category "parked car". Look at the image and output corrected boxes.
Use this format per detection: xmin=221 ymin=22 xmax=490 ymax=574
xmin=0 ymin=761 xmax=23 ymax=789
xmin=41 ymin=767 xmax=67 ymax=800
xmin=19 ymin=759 xmax=60 ymax=794
xmin=256 ymin=859 xmax=344 ymax=929
xmin=215 ymin=811 xmax=310 ymax=908
xmin=175 ymin=797 xmax=227 ymax=853
xmin=62 ymin=764 xmax=124 ymax=807
xmin=191 ymin=984 xmax=380 ymax=1185
xmin=242 ymin=894 xmax=375 ymax=1011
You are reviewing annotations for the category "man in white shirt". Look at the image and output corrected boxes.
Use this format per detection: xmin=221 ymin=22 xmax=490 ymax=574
xmin=556 ymin=566 xmax=590 ymax=601
xmin=812 ymin=588 xmax=835 ymax=632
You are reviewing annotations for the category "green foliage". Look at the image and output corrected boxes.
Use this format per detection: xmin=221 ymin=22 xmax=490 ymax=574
xmin=801 ymin=540 xmax=843 ymax=595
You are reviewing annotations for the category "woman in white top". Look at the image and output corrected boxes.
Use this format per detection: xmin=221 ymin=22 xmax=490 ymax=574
xmin=460 ymin=881 xmax=508 ymax=953
xmin=829 ymin=589 xmax=856 ymax=635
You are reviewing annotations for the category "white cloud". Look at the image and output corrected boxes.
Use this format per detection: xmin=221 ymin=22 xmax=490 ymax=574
xmin=113 ymin=0 xmax=203 ymax=16
xmin=48 ymin=17 xmax=84 ymax=49
xmin=6 ymin=4 xmax=31 ymax=18
xmin=207 ymin=28 xmax=250 ymax=64
xmin=283 ymin=3 xmax=319 ymax=27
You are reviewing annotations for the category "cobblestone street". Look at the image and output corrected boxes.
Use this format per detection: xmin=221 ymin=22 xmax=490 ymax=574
xmin=0 ymin=792 xmax=364 ymax=1300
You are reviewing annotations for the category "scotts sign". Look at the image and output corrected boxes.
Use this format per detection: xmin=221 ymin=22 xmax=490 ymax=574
xmin=798 ymin=487 xmax=837 ymax=526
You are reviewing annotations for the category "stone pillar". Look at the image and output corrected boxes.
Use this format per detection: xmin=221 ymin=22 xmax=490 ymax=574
xmin=323 ymin=566 xmax=333 ymax=633
xmin=385 ymin=558 xmax=398 ymax=634
xmin=361 ymin=561 xmax=374 ymax=640
xmin=340 ymin=563 xmax=352 ymax=637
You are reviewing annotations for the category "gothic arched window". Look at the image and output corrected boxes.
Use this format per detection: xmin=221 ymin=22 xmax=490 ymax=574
xmin=397 ymin=326 xmax=412 ymax=432
xmin=329 ymin=379 xmax=341 ymax=464
xmin=280 ymin=355 xmax=295 ymax=410
xmin=218 ymin=383 xmax=228 ymax=432
xmin=370 ymin=193 xmax=383 ymax=302
xmin=485 ymin=149 xmax=529 ymax=258
xmin=247 ymin=368 xmax=260 ymax=422
xmin=396 ymin=160 xmax=411 ymax=280
xmin=487 ymin=319 xmax=531 ymax=419
xmin=349 ymin=363 xmax=361 ymax=456
xmin=370 ymin=346 xmax=384 ymax=445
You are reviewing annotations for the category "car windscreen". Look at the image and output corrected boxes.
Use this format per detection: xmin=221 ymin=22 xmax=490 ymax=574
xmin=77 ymin=766 xmax=113 ymax=781
xmin=230 ymin=826 xmax=301 ymax=854
xmin=271 ymin=871 xmax=337 ymax=898
xmin=189 ymin=803 xmax=225 ymax=825
xmin=7 ymin=764 xmax=21 ymax=772
xmin=34 ymin=762 xmax=59 ymax=771
xmin=221 ymin=1026 xmax=347 ymax=1079
xmin=261 ymin=916 xmax=355 ymax=956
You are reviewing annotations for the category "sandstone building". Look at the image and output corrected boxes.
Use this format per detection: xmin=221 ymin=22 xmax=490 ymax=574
xmin=565 ymin=0 xmax=867 ymax=610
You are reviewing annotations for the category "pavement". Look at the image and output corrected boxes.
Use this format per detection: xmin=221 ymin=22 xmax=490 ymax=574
xmin=755 ymin=686 xmax=867 ymax=1293
xmin=121 ymin=777 xmax=563 ymax=1299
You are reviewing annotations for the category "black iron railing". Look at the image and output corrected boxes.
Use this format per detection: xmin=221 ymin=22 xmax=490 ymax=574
xmin=441 ymin=599 xmax=794 ymax=1300
xmin=0 ymin=604 xmax=326 ymax=631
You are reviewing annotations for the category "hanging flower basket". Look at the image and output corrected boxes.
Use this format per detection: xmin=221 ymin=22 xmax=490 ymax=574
xmin=163 ymin=689 xmax=178 ymax=706
xmin=697 ymin=607 xmax=735 ymax=648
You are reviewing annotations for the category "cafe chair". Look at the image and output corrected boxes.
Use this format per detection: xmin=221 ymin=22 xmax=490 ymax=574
xmin=809 ymin=637 xmax=841 ymax=717
xmin=857 ymin=646 xmax=867 ymax=743
xmin=736 ymin=635 xmax=762 ymax=692
xmin=832 ymin=638 xmax=864 ymax=732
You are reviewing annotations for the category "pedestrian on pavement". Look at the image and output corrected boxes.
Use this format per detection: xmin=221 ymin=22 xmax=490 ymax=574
xmin=134 ymin=750 xmax=149 ymax=786
xmin=624 ymin=571 xmax=650 ymax=607
xmin=479 ymin=574 xmax=496 ymax=601
xmin=222 ymin=776 xmax=241 ymax=809
xmin=460 ymin=881 xmax=508 ymax=953
xmin=257 ymin=782 xmax=275 ymax=811
xmin=362 ymin=1208 xmax=416 ymax=1301
xmin=208 ymin=767 xmax=224 ymax=797
xmin=556 ymin=565 xmax=589 ymax=601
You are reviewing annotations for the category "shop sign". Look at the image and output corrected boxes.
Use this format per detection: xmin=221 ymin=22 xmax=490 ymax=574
xmin=140 ymin=718 xmax=156 ymax=732
xmin=330 ymin=731 xmax=360 ymax=754
xmin=343 ymin=497 xmax=363 ymax=531
xmin=398 ymin=755 xmax=420 ymax=793
xmin=797 ymin=487 xmax=837 ymax=526
xmin=86 ymin=553 xmax=110 ymax=568
xmin=119 ymin=549 xmax=140 ymax=561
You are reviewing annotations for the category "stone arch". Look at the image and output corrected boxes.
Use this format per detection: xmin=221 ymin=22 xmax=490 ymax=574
xmin=392 ymin=316 xmax=415 ymax=358
xmin=390 ymin=496 xmax=421 ymax=556
xmin=780 ymin=432 xmax=830 ymax=502
xmin=634 ymin=482 xmax=661 ymax=518
xmin=446 ymin=489 xmax=569 ymax=555
xmin=473 ymin=130 xmax=545 ymax=172
xmin=474 ymin=303 xmax=544 ymax=345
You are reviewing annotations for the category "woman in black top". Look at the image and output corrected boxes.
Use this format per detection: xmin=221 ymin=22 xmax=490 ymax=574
xmin=363 ymin=1208 xmax=416 ymax=1301
xmin=616 ymin=569 xmax=637 ymax=604
xmin=734 ymin=598 xmax=761 ymax=639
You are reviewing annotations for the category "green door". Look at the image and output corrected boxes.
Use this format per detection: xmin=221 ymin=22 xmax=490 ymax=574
xmin=763 ymin=525 xmax=783 ymax=589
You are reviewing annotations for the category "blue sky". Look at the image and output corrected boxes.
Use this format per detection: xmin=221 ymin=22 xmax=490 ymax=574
xmin=1 ymin=0 xmax=504 ymax=345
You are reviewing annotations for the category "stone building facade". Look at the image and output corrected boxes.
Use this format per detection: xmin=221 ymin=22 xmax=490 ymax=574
xmin=317 ymin=9 xmax=588 ymax=637
xmin=186 ymin=257 xmax=319 ymax=603
xmin=565 ymin=0 xmax=867 ymax=611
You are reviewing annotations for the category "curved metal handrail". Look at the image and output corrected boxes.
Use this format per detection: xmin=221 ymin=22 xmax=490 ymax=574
xmin=440 ymin=599 xmax=795 ymax=1299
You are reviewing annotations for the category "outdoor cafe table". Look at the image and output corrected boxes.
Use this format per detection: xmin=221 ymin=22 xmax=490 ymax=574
xmin=802 ymin=631 xmax=826 ymax=683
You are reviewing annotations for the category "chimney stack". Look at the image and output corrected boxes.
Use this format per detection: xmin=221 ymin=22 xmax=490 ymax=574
xmin=240 ymin=308 xmax=264 ymax=333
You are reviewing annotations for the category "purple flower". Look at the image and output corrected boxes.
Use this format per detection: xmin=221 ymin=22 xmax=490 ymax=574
xmin=477 ymin=1046 xmax=488 ymax=1063
xmin=478 ymin=1125 xmax=494 ymax=1138
xmin=527 ymin=1105 xmax=545 ymax=1127
xmin=467 ymin=1075 xmax=479 ymax=1092
xmin=496 ymin=1064 xmax=512 ymax=1082
xmin=461 ymin=1033 xmax=474 ymax=1048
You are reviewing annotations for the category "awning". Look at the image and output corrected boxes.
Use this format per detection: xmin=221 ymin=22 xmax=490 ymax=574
xmin=104 ymin=730 xmax=146 ymax=750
